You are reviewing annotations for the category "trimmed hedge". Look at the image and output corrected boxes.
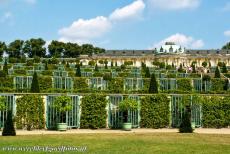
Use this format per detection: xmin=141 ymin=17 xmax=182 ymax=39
xmin=16 ymin=95 xmax=45 ymax=130
xmin=202 ymin=96 xmax=230 ymax=128
xmin=140 ymin=94 xmax=170 ymax=128
xmin=39 ymin=76 xmax=52 ymax=92
xmin=80 ymin=94 xmax=108 ymax=129
xmin=177 ymin=79 xmax=192 ymax=92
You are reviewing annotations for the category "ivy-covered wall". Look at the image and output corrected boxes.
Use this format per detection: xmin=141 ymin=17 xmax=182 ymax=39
xmin=80 ymin=94 xmax=108 ymax=129
xmin=16 ymin=95 xmax=45 ymax=130
xmin=140 ymin=94 xmax=170 ymax=128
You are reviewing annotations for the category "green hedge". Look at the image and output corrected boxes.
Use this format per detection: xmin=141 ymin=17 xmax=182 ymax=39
xmin=16 ymin=95 xmax=45 ymax=130
xmin=80 ymin=94 xmax=108 ymax=129
xmin=39 ymin=76 xmax=52 ymax=92
xmin=177 ymin=79 xmax=192 ymax=92
xmin=202 ymin=96 xmax=230 ymax=128
xmin=108 ymin=78 xmax=123 ymax=93
xmin=73 ymin=77 xmax=89 ymax=92
xmin=140 ymin=94 xmax=170 ymax=128
xmin=210 ymin=79 xmax=225 ymax=92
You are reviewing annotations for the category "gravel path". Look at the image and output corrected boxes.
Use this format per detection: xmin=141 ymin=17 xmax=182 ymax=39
xmin=1 ymin=128 xmax=230 ymax=135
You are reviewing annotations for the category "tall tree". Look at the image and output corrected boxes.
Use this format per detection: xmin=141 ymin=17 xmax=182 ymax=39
xmin=7 ymin=40 xmax=24 ymax=58
xmin=48 ymin=40 xmax=65 ymax=57
xmin=0 ymin=41 xmax=6 ymax=57
xmin=94 ymin=64 xmax=99 ymax=72
xmin=222 ymin=42 xmax=230 ymax=49
xmin=23 ymin=38 xmax=46 ymax=58
xmin=145 ymin=67 xmax=150 ymax=78
xmin=179 ymin=106 xmax=193 ymax=133
xmin=214 ymin=66 xmax=221 ymax=78
xmin=81 ymin=44 xmax=94 ymax=56
xmin=222 ymin=63 xmax=228 ymax=73
xmin=149 ymin=73 xmax=158 ymax=93
xmin=30 ymin=72 xmax=40 ymax=93
xmin=76 ymin=64 xmax=81 ymax=77
xmin=63 ymin=42 xmax=80 ymax=58
xmin=2 ymin=110 xmax=16 ymax=136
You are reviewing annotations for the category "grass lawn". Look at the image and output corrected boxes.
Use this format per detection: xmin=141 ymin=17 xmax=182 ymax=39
xmin=0 ymin=133 xmax=230 ymax=154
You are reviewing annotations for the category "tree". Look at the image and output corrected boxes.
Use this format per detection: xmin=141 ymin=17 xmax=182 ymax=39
xmin=202 ymin=61 xmax=208 ymax=68
xmin=214 ymin=66 xmax=221 ymax=78
xmin=45 ymin=62 xmax=48 ymax=70
xmin=94 ymin=64 xmax=99 ymax=72
xmin=192 ymin=64 xmax=196 ymax=73
xmin=81 ymin=44 xmax=94 ymax=56
xmin=48 ymin=40 xmax=65 ymax=57
xmin=53 ymin=96 xmax=72 ymax=123
xmin=0 ymin=41 xmax=7 ymax=57
xmin=3 ymin=60 xmax=8 ymax=75
xmin=23 ymin=38 xmax=46 ymax=58
xmin=224 ymin=79 xmax=229 ymax=91
xmin=222 ymin=42 xmax=230 ymax=49
xmin=179 ymin=106 xmax=193 ymax=133
xmin=222 ymin=63 xmax=228 ymax=73
xmin=7 ymin=40 xmax=24 ymax=58
xmin=63 ymin=42 xmax=80 ymax=58
xmin=145 ymin=67 xmax=150 ymax=78
xmin=2 ymin=110 xmax=16 ymax=136
xmin=111 ymin=61 xmax=113 ymax=67
xmin=178 ymin=64 xmax=185 ymax=73
xmin=30 ymin=72 xmax=40 ymax=93
xmin=149 ymin=73 xmax=158 ymax=93
xmin=76 ymin=64 xmax=81 ymax=77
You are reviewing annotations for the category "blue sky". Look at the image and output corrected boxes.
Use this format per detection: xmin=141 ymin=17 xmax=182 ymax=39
xmin=0 ymin=0 xmax=230 ymax=49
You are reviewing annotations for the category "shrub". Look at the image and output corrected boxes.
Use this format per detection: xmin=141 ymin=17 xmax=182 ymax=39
xmin=202 ymin=96 xmax=230 ymax=128
xmin=214 ymin=66 xmax=221 ymax=78
xmin=149 ymin=73 xmax=158 ymax=93
xmin=179 ymin=106 xmax=193 ymax=133
xmin=80 ymin=94 xmax=107 ymax=129
xmin=52 ymin=96 xmax=72 ymax=123
xmin=39 ymin=76 xmax=52 ymax=92
xmin=119 ymin=98 xmax=138 ymax=123
xmin=145 ymin=67 xmax=150 ymax=78
xmin=2 ymin=110 xmax=16 ymax=136
xmin=14 ymin=69 xmax=27 ymax=75
xmin=140 ymin=94 xmax=170 ymax=128
xmin=75 ymin=64 xmax=81 ymax=77
xmin=3 ymin=61 xmax=8 ymax=75
xmin=177 ymin=79 xmax=192 ymax=92
xmin=30 ymin=72 xmax=40 ymax=93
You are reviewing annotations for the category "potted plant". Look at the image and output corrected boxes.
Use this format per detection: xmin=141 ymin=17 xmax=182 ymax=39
xmin=0 ymin=96 xmax=6 ymax=130
xmin=53 ymin=96 xmax=72 ymax=131
xmin=119 ymin=98 xmax=138 ymax=131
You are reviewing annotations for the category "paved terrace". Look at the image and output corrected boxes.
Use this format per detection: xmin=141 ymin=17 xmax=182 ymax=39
xmin=1 ymin=128 xmax=230 ymax=135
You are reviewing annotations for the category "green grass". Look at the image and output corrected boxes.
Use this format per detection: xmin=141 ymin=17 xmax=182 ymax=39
xmin=0 ymin=133 xmax=230 ymax=154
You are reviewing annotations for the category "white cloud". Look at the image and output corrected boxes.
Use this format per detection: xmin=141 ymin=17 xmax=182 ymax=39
xmin=24 ymin=0 xmax=36 ymax=5
xmin=151 ymin=33 xmax=204 ymax=49
xmin=58 ymin=0 xmax=145 ymax=43
xmin=58 ymin=16 xmax=112 ymax=43
xmin=109 ymin=0 xmax=145 ymax=21
xmin=147 ymin=0 xmax=201 ymax=10
xmin=224 ymin=30 xmax=230 ymax=37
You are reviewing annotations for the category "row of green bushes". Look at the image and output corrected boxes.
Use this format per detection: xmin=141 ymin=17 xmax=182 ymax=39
xmin=4 ymin=94 xmax=229 ymax=129
xmin=0 ymin=76 xmax=229 ymax=94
